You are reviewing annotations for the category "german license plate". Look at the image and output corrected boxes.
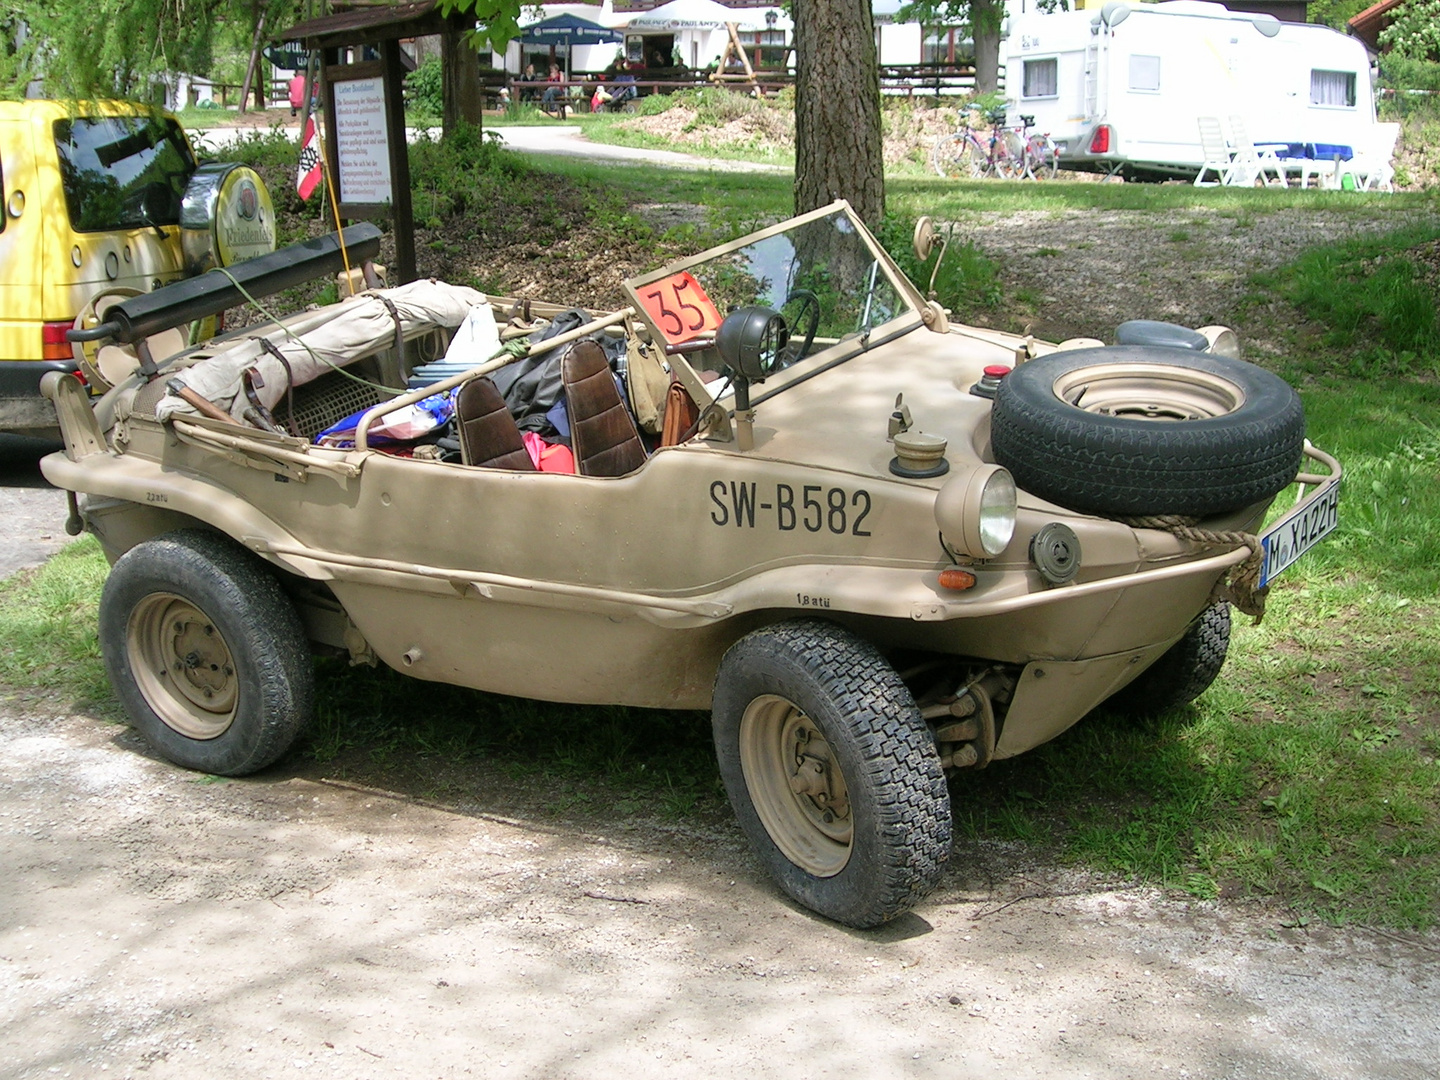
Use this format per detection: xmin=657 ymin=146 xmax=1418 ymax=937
xmin=1258 ymin=478 xmax=1340 ymax=588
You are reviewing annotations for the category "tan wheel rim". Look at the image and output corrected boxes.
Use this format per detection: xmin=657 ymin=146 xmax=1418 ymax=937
xmin=1052 ymin=363 xmax=1245 ymax=421
xmin=739 ymin=695 xmax=852 ymax=877
xmin=126 ymin=594 xmax=238 ymax=740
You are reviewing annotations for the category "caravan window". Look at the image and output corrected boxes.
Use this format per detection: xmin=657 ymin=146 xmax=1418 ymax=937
xmin=1310 ymin=70 xmax=1356 ymax=108
xmin=1128 ymin=55 xmax=1161 ymax=93
xmin=1022 ymin=58 xmax=1058 ymax=99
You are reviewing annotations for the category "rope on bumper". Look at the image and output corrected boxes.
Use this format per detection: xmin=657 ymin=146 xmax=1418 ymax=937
xmin=1118 ymin=514 xmax=1267 ymax=623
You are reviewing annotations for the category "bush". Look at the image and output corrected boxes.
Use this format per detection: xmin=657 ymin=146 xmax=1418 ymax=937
xmin=876 ymin=213 xmax=1003 ymax=320
xmin=1378 ymin=56 xmax=1440 ymax=121
xmin=406 ymin=56 xmax=444 ymax=122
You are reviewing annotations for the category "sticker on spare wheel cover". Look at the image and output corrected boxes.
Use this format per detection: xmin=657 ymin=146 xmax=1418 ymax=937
xmin=1258 ymin=477 xmax=1340 ymax=588
xmin=638 ymin=271 xmax=722 ymax=345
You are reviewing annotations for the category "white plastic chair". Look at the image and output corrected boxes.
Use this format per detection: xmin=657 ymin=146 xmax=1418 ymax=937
xmin=1227 ymin=116 xmax=1287 ymax=187
xmin=1335 ymin=123 xmax=1400 ymax=193
xmin=1194 ymin=116 xmax=1232 ymax=186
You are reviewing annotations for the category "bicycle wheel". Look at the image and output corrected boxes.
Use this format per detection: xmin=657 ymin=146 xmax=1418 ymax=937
xmin=1028 ymin=134 xmax=1060 ymax=180
xmin=992 ymin=130 xmax=1026 ymax=180
xmin=931 ymin=134 xmax=975 ymax=179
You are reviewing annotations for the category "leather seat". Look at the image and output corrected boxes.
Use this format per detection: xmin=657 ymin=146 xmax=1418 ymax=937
xmin=455 ymin=376 xmax=535 ymax=470
xmin=562 ymin=340 xmax=646 ymax=477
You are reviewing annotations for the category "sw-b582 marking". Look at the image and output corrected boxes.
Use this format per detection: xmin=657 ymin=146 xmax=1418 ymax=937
xmin=709 ymin=481 xmax=873 ymax=536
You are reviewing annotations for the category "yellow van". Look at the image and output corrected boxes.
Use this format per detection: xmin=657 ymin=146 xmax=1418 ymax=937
xmin=0 ymin=100 xmax=274 ymax=434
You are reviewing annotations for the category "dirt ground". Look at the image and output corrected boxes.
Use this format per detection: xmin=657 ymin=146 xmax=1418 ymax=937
xmin=3 ymin=705 xmax=1438 ymax=1080
xmin=3 ymin=172 xmax=1438 ymax=1079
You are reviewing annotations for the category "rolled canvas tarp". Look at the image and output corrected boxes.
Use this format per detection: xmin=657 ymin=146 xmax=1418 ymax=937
xmin=154 ymin=280 xmax=485 ymax=425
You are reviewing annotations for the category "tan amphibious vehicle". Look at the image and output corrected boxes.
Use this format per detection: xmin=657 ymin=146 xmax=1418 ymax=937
xmin=41 ymin=202 xmax=1341 ymax=927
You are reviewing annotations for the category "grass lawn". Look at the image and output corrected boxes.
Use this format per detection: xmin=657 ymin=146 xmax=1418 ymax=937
xmin=4 ymin=158 xmax=1436 ymax=929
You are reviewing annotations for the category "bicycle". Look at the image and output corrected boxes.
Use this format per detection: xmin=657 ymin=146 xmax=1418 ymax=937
xmin=932 ymin=107 xmax=1060 ymax=181
xmin=1013 ymin=115 xmax=1060 ymax=180
xmin=931 ymin=104 xmax=1022 ymax=179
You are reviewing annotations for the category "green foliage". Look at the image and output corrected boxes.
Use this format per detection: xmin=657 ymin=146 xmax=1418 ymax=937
xmin=406 ymin=56 xmax=445 ymax=123
xmin=223 ymin=123 xmax=306 ymax=169
xmin=1378 ymin=0 xmax=1440 ymax=60
xmin=1253 ymin=224 xmax=1440 ymax=371
xmin=0 ymin=538 xmax=109 ymax=704
xmin=896 ymin=0 xmax=1015 ymax=35
xmin=9 ymin=0 xmax=297 ymax=98
xmin=1307 ymin=0 xmax=1372 ymax=30
xmin=435 ymin=0 xmax=526 ymax=54
xmin=875 ymin=212 xmax=1003 ymax=318
xmin=1380 ymin=55 xmax=1440 ymax=93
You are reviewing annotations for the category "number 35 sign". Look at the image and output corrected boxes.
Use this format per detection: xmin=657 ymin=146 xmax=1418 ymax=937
xmin=638 ymin=271 xmax=723 ymax=346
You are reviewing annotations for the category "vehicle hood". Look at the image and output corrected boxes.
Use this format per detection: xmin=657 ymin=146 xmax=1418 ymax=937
xmin=737 ymin=325 xmax=1016 ymax=484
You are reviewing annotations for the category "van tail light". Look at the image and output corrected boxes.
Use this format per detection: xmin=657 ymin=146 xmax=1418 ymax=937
xmin=42 ymin=321 xmax=73 ymax=361
xmin=1089 ymin=125 xmax=1112 ymax=154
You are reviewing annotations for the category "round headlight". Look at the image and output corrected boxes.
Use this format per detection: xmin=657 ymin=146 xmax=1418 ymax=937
xmin=934 ymin=464 xmax=1017 ymax=559
xmin=977 ymin=468 xmax=1017 ymax=555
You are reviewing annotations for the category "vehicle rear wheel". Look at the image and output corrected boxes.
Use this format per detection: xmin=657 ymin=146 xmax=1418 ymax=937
xmin=99 ymin=529 xmax=313 ymax=776
xmin=712 ymin=620 xmax=950 ymax=928
xmin=1109 ymin=602 xmax=1231 ymax=717
xmin=990 ymin=346 xmax=1305 ymax=517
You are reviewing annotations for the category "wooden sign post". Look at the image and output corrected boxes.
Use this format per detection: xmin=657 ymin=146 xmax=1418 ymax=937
xmin=282 ymin=2 xmax=465 ymax=285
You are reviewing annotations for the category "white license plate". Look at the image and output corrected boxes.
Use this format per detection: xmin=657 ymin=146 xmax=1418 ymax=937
xmin=1258 ymin=478 xmax=1341 ymax=587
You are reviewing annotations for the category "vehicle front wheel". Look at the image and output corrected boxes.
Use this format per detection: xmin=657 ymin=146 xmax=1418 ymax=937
xmin=1108 ymin=601 xmax=1231 ymax=718
xmin=99 ymin=529 xmax=313 ymax=776
xmin=712 ymin=620 xmax=951 ymax=928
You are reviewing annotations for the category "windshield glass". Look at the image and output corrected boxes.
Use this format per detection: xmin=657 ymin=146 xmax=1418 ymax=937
xmin=628 ymin=207 xmax=917 ymax=381
xmin=53 ymin=115 xmax=196 ymax=233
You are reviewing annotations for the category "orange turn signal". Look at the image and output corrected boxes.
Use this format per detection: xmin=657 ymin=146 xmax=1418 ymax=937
xmin=938 ymin=568 xmax=976 ymax=591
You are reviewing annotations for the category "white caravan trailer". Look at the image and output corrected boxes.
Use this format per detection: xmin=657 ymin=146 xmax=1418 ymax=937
xmin=1003 ymin=1 xmax=1378 ymax=179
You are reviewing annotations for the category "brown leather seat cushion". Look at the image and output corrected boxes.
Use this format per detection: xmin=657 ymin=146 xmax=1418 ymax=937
xmin=455 ymin=376 xmax=535 ymax=470
xmin=562 ymin=340 xmax=646 ymax=477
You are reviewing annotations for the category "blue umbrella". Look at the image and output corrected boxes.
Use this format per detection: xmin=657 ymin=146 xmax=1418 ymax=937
xmin=519 ymin=13 xmax=623 ymax=78
xmin=520 ymin=13 xmax=622 ymax=48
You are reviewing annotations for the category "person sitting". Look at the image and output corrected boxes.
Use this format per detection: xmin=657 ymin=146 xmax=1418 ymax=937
xmin=540 ymin=63 xmax=566 ymax=114
xmin=517 ymin=63 xmax=538 ymax=102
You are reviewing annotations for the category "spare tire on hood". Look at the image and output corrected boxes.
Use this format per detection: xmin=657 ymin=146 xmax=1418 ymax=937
xmin=989 ymin=346 xmax=1304 ymax=518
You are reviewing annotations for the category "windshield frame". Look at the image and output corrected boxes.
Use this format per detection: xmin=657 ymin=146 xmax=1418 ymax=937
xmin=623 ymin=200 xmax=928 ymax=407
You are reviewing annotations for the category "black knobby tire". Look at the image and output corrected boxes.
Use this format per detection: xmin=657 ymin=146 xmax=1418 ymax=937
xmin=99 ymin=529 xmax=314 ymax=776
xmin=990 ymin=346 xmax=1305 ymax=517
xmin=712 ymin=620 xmax=951 ymax=928
xmin=1109 ymin=601 xmax=1231 ymax=717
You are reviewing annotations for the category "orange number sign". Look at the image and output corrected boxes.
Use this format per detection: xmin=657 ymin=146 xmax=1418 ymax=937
xmin=639 ymin=271 xmax=722 ymax=345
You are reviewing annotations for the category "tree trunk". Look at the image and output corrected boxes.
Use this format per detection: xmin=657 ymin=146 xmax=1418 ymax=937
xmin=442 ymin=24 xmax=484 ymax=134
xmin=972 ymin=0 xmax=1002 ymax=95
xmin=792 ymin=0 xmax=884 ymax=226
xmin=238 ymin=9 xmax=268 ymax=115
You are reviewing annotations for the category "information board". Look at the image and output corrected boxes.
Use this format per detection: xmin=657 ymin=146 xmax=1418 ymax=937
xmin=333 ymin=76 xmax=392 ymax=205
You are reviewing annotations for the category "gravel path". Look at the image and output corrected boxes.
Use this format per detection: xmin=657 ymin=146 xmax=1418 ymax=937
xmin=3 ymin=707 xmax=1437 ymax=1080
xmin=0 ymin=436 xmax=68 ymax=581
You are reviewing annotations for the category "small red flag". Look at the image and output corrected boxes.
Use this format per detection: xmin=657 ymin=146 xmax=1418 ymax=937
xmin=296 ymin=116 xmax=322 ymax=200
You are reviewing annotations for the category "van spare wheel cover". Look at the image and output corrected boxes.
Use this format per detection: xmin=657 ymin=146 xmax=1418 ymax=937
xmin=180 ymin=163 xmax=277 ymax=274
xmin=989 ymin=345 xmax=1304 ymax=518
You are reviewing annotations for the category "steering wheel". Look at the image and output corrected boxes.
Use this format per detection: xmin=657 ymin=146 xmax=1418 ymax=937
xmin=777 ymin=289 xmax=820 ymax=368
